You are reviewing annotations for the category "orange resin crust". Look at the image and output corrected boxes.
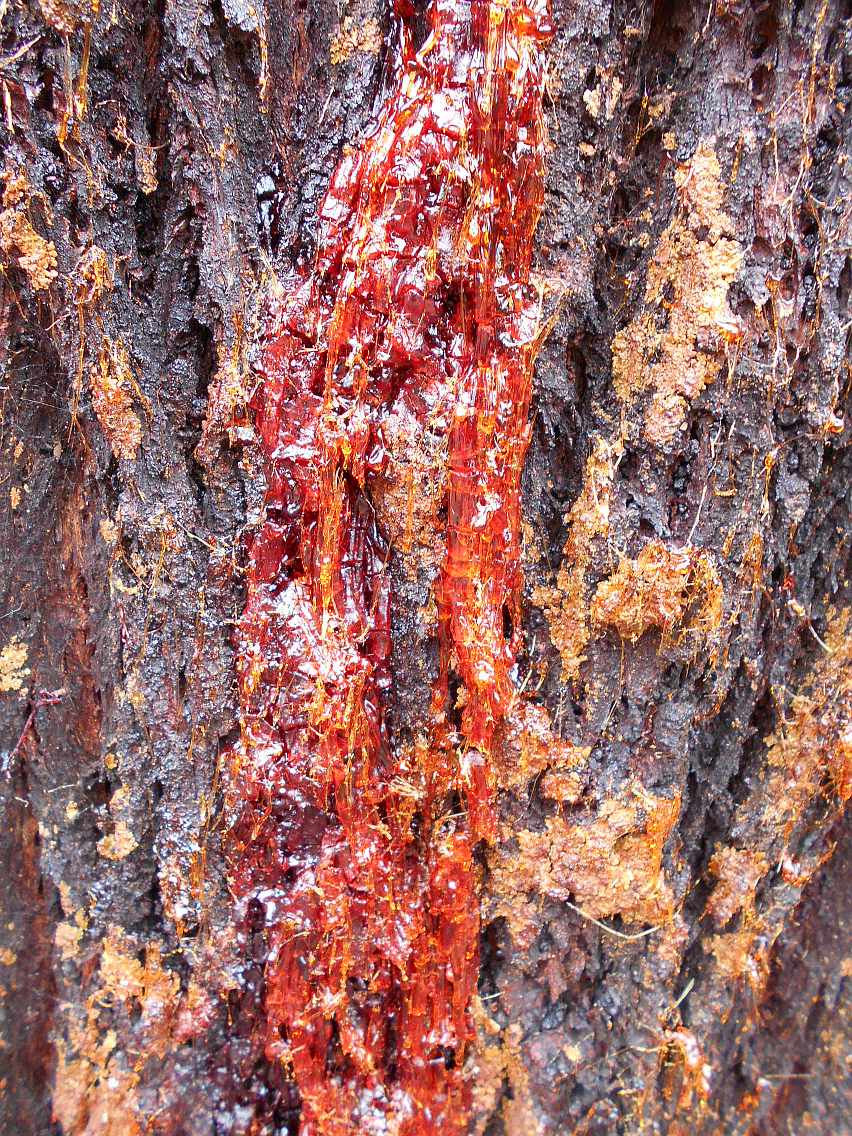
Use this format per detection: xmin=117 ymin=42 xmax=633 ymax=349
xmin=225 ymin=2 xmax=552 ymax=1131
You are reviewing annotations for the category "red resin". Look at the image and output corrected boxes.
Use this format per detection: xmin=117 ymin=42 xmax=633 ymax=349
xmin=225 ymin=1 xmax=552 ymax=1131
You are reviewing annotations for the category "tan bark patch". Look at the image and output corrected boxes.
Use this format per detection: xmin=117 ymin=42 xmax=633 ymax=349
xmin=134 ymin=142 xmax=158 ymax=195
xmin=490 ymin=781 xmax=680 ymax=946
xmin=55 ymin=918 xmax=85 ymax=961
xmin=97 ymin=820 xmax=138 ymax=860
xmin=54 ymin=1027 xmax=142 ymax=1136
xmin=89 ymin=339 xmax=143 ymax=461
xmin=591 ymin=539 xmax=723 ymax=647
xmin=704 ymin=846 xmax=768 ymax=926
xmin=469 ymin=1004 xmax=545 ymax=1136
xmin=495 ymin=700 xmax=589 ymax=800
xmin=533 ymin=437 xmax=620 ymax=679
xmin=707 ymin=930 xmax=768 ymax=992
xmin=330 ymin=16 xmax=381 ymax=65
xmin=612 ymin=141 xmax=743 ymax=448
xmin=53 ymin=925 xmax=181 ymax=1135
xmin=0 ymin=637 xmax=30 ymax=695
xmin=701 ymin=607 xmax=851 ymax=1000
xmin=761 ymin=605 xmax=852 ymax=832
xmin=0 ymin=170 xmax=57 ymax=292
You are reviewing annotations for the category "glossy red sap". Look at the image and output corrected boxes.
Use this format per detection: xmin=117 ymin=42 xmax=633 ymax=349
xmin=226 ymin=1 xmax=552 ymax=1131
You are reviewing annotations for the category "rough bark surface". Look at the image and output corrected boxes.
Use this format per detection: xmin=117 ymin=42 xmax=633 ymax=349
xmin=0 ymin=0 xmax=849 ymax=1134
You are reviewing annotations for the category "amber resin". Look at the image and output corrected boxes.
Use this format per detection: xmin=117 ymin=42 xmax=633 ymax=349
xmin=225 ymin=1 xmax=552 ymax=1131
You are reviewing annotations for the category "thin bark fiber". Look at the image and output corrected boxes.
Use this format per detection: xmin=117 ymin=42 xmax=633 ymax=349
xmin=0 ymin=0 xmax=850 ymax=1134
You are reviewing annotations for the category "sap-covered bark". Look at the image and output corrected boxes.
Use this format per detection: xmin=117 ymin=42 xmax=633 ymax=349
xmin=0 ymin=1 xmax=849 ymax=1134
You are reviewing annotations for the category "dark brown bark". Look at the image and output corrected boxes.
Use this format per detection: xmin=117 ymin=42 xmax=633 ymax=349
xmin=0 ymin=1 xmax=849 ymax=1134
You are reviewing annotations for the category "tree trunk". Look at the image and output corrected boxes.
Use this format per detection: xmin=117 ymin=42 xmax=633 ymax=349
xmin=0 ymin=0 xmax=849 ymax=1133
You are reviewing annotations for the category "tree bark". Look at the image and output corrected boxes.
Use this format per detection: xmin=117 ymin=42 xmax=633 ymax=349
xmin=0 ymin=1 xmax=849 ymax=1134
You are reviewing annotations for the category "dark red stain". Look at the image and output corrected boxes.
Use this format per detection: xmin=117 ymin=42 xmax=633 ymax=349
xmin=225 ymin=1 xmax=552 ymax=1131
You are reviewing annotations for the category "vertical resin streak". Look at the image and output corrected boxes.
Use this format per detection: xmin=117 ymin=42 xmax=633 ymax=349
xmin=226 ymin=1 xmax=552 ymax=1132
